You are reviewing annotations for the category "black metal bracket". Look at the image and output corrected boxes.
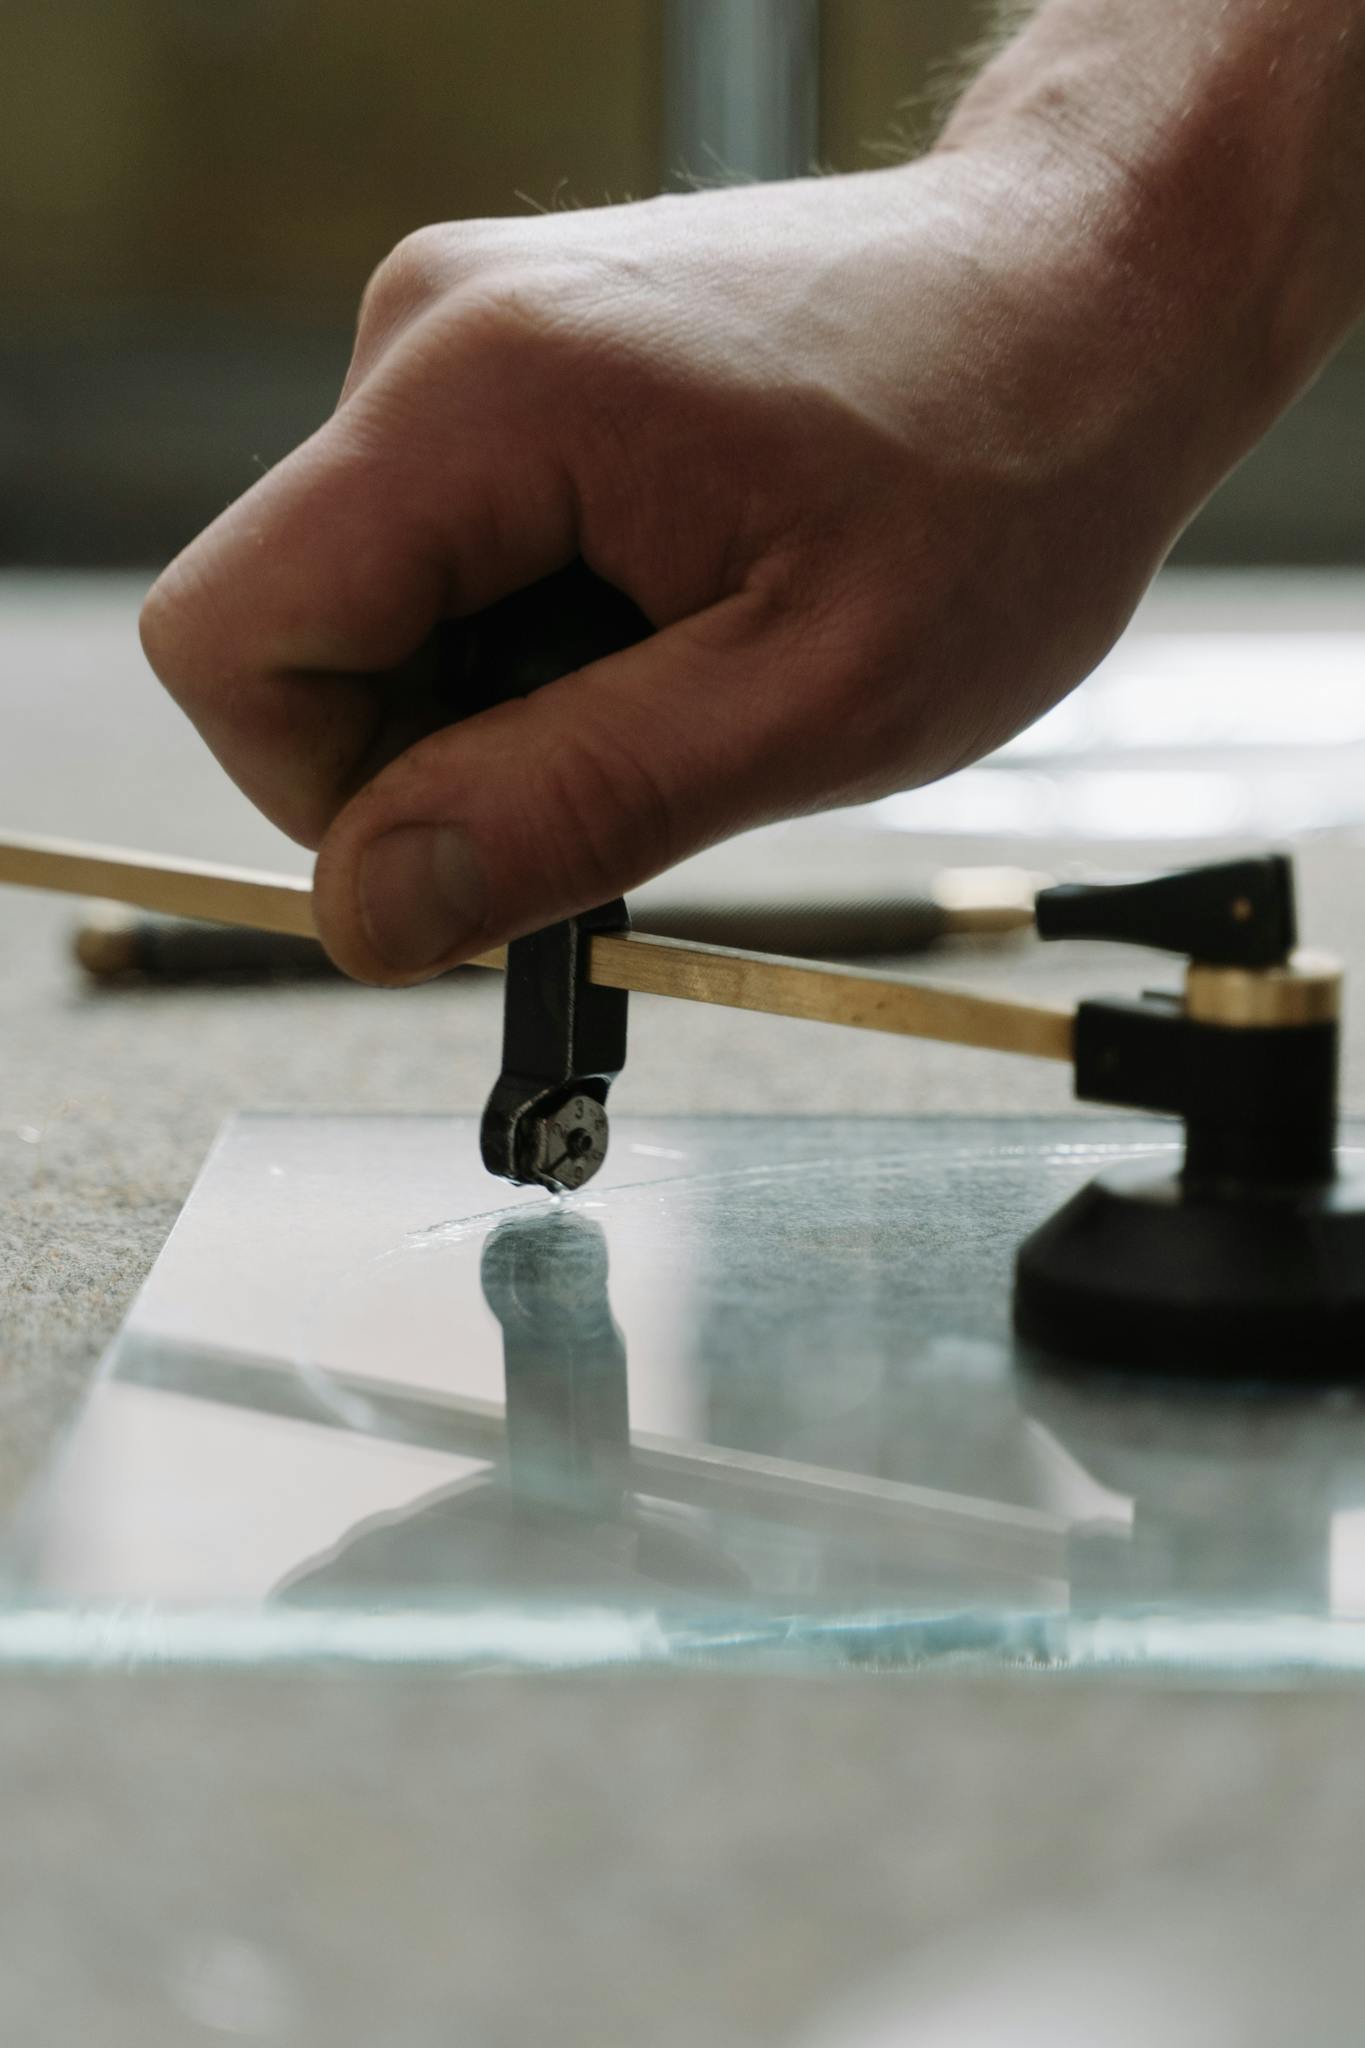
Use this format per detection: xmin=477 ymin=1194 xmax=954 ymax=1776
xmin=1073 ymin=998 xmax=1337 ymax=1186
xmin=480 ymin=898 xmax=631 ymax=1191
xmin=432 ymin=558 xmax=652 ymax=1194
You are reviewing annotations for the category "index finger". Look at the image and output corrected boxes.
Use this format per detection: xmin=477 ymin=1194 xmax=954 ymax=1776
xmin=138 ymin=328 xmax=578 ymax=848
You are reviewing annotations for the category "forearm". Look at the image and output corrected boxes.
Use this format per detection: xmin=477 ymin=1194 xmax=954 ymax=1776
xmin=938 ymin=0 xmax=1365 ymax=485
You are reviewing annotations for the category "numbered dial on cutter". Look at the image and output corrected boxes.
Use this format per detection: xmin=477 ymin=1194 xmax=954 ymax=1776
xmin=522 ymin=1094 xmax=610 ymax=1195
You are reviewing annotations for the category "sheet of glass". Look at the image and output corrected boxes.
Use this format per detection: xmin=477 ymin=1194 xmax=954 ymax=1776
xmin=6 ymin=1113 xmax=1365 ymax=1675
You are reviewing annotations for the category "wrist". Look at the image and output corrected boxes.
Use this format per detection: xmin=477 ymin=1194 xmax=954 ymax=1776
xmin=933 ymin=2 xmax=1365 ymax=497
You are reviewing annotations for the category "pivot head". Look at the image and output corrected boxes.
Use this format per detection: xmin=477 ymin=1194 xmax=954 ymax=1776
xmin=516 ymin=1090 xmax=610 ymax=1195
xmin=480 ymin=902 xmax=630 ymax=1196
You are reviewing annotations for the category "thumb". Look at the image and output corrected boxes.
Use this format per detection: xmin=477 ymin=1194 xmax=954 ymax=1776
xmin=311 ymin=592 xmax=807 ymax=984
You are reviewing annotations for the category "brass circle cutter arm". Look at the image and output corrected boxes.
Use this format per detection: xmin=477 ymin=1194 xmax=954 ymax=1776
xmin=0 ymin=827 xmax=1073 ymax=1059
xmin=585 ymin=930 xmax=1075 ymax=1061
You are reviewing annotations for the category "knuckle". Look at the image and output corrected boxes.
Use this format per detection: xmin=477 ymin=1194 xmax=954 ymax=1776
xmin=137 ymin=576 xmax=180 ymax=680
xmin=352 ymin=255 xmax=570 ymax=418
xmin=446 ymin=276 xmax=578 ymax=379
xmin=372 ymin=223 xmax=451 ymax=305
xmin=138 ymin=557 xmax=213 ymax=696
xmin=355 ymin=224 xmax=467 ymax=349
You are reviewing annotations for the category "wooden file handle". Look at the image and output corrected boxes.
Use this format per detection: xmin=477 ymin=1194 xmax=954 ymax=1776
xmin=0 ymin=830 xmax=1075 ymax=1063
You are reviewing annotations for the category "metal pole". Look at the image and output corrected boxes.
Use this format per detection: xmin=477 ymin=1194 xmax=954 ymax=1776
xmin=662 ymin=0 xmax=821 ymax=186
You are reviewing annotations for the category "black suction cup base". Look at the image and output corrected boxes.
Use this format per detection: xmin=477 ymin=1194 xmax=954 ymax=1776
xmin=1014 ymin=1159 xmax=1365 ymax=1380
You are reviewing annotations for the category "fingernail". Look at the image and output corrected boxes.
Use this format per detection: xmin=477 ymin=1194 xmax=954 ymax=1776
xmin=359 ymin=824 xmax=487 ymax=974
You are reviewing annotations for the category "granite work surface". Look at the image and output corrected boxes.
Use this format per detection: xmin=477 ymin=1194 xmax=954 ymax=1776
xmin=4 ymin=573 xmax=1365 ymax=2042
xmin=3 ymin=1671 xmax=1365 ymax=2047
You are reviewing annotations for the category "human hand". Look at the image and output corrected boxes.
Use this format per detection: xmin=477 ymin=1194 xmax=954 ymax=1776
xmin=139 ymin=144 xmax=1249 ymax=983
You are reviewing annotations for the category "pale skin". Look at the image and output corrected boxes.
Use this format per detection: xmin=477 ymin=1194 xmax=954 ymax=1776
xmin=139 ymin=0 xmax=1365 ymax=984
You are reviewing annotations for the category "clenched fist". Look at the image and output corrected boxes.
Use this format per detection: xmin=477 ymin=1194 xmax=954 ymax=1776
xmin=140 ymin=0 xmax=1365 ymax=982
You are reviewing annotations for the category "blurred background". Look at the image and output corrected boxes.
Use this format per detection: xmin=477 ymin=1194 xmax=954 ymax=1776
xmin=3 ymin=0 xmax=1363 ymax=571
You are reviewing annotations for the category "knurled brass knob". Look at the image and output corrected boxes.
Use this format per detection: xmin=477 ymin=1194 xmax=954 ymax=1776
xmin=1185 ymin=949 xmax=1343 ymax=1029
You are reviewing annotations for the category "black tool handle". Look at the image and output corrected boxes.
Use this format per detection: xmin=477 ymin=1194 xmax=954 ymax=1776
xmin=436 ymin=558 xmax=652 ymax=715
xmin=1035 ymin=856 xmax=1297 ymax=967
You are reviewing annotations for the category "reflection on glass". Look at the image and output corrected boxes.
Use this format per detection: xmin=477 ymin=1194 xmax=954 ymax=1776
xmin=1020 ymin=1366 xmax=1348 ymax=1617
xmin=276 ymin=1210 xmax=746 ymax=1607
xmin=7 ymin=1114 xmax=1365 ymax=1674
